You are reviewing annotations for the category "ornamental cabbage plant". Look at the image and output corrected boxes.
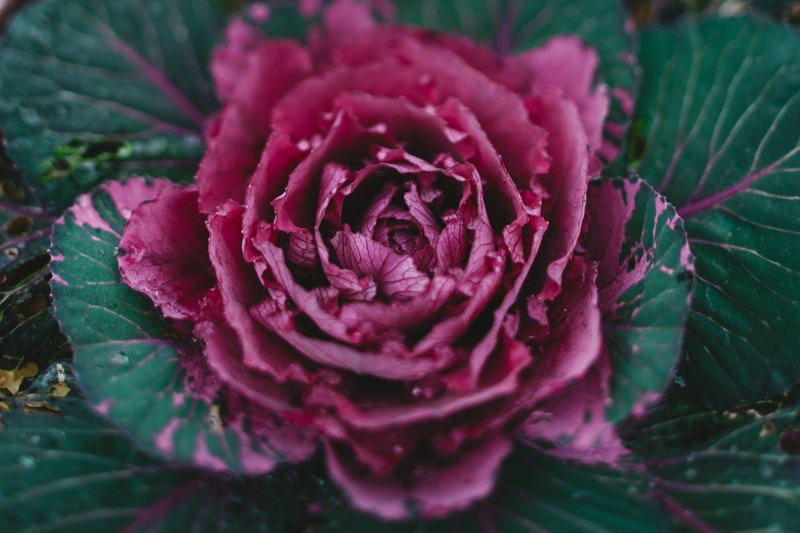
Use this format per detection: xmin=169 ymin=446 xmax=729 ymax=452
xmin=1 ymin=0 xmax=800 ymax=530
xmin=112 ymin=0 xmax=691 ymax=518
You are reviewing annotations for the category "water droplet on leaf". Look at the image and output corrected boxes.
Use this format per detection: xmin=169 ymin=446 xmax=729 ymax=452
xmin=19 ymin=108 xmax=42 ymax=127
xmin=111 ymin=352 xmax=129 ymax=366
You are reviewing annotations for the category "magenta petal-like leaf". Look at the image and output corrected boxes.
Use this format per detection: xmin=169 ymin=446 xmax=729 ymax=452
xmin=207 ymin=202 xmax=312 ymax=383
xmin=211 ymin=18 xmax=264 ymax=102
xmin=524 ymin=256 xmax=604 ymax=401
xmin=325 ymin=434 xmax=512 ymax=520
xmin=199 ymin=41 xmax=312 ymax=213
xmin=523 ymin=351 xmax=625 ymax=462
xmin=331 ymin=231 xmax=431 ymax=300
xmin=526 ymin=85 xmax=590 ymax=300
xmin=118 ymin=184 xmax=214 ymax=321
xmin=513 ymin=36 xmax=609 ymax=169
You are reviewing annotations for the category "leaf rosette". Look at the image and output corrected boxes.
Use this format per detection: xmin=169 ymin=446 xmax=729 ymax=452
xmin=46 ymin=0 xmax=693 ymax=521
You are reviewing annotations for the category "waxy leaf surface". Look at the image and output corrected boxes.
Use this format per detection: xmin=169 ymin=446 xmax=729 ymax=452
xmin=0 ymin=0 xmax=221 ymax=211
xmin=632 ymin=17 xmax=800 ymax=407
xmin=585 ymin=177 xmax=693 ymax=422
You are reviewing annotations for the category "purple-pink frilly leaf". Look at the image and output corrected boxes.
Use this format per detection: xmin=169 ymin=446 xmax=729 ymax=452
xmin=118 ymin=185 xmax=214 ymax=321
xmin=201 ymin=36 xmax=312 ymax=213
xmin=512 ymin=36 xmax=610 ymax=174
xmin=325 ymin=434 xmax=512 ymax=520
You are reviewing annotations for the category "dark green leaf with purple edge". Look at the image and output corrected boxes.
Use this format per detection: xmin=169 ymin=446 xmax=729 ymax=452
xmin=49 ymin=178 xmax=313 ymax=475
xmin=584 ymin=177 xmax=694 ymax=422
xmin=630 ymin=16 xmax=800 ymax=407
xmin=621 ymin=385 xmax=800 ymax=531
xmin=0 ymin=0 xmax=222 ymax=212
xmin=0 ymin=398 xmax=340 ymax=532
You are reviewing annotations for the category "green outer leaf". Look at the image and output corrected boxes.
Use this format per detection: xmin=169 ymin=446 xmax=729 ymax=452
xmin=49 ymin=180 xmax=303 ymax=475
xmin=0 ymin=399 xmax=339 ymax=532
xmin=322 ymin=444 xmax=676 ymax=532
xmin=0 ymin=0 xmax=221 ymax=212
xmin=394 ymin=0 xmax=636 ymax=156
xmin=622 ymin=389 xmax=800 ymax=532
xmin=0 ymin=400 xmax=197 ymax=533
xmin=631 ymin=16 xmax=800 ymax=407
xmin=585 ymin=177 xmax=694 ymax=422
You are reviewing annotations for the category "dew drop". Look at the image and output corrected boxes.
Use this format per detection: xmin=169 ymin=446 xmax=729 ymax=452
xmin=19 ymin=108 xmax=42 ymax=127
xmin=760 ymin=421 xmax=776 ymax=437
xmin=411 ymin=385 xmax=437 ymax=400
xmin=182 ymin=136 xmax=202 ymax=150
xmin=111 ymin=352 xmax=130 ymax=366
xmin=148 ymin=137 xmax=168 ymax=153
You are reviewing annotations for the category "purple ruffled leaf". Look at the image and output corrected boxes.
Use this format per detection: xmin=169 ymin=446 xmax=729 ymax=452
xmin=118 ymin=185 xmax=214 ymax=321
